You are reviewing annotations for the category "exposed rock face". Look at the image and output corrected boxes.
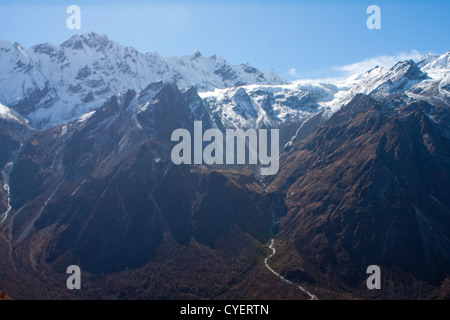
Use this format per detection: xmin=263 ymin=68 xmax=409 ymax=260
xmin=0 ymin=82 xmax=272 ymax=299
xmin=270 ymin=94 xmax=450 ymax=295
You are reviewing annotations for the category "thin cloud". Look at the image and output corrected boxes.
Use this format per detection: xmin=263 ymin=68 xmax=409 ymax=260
xmin=333 ymin=50 xmax=423 ymax=76
xmin=288 ymin=68 xmax=301 ymax=78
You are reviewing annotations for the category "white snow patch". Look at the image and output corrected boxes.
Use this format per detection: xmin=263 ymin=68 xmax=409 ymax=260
xmin=0 ymin=103 xmax=21 ymax=122
xmin=77 ymin=110 xmax=96 ymax=123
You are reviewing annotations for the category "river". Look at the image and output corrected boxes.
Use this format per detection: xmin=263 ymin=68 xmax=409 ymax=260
xmin=260 ymin=179 xmax=318 ymax=300
xmin=0 ymin=162 xmax=13 ymax=225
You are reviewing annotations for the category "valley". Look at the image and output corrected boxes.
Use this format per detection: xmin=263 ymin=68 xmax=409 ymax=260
xmin=0 ymin=33 xmax=449 ymax=300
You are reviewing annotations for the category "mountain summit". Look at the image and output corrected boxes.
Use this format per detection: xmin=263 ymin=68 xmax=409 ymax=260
xmin=0 ymin=33 xmax=286 ymax=129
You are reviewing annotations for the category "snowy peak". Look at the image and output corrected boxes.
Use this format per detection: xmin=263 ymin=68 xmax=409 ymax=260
xmin=420 ymin=51 xmax=450 ymax=71
xmin=66 ymin=81 xmax=212 ymax=148
xmin=62 ymin=32 xmax=112 ymax=50
xmin=386 ymin=60 xmax=426 ymax=82
xmin=164 ymin=50 xmax=287 ymax=91
xmin=369 ymin=60 xmax=427 ymax=98
xmin=191 ymin=49 xmax=202 ymax=59
xmin=307 ymin=53 xmax=449 ymax=113
xmin=0 ymin=33 xmax=286 ymax=129
xmin=365 ymin=59 xmax=427 ymax=94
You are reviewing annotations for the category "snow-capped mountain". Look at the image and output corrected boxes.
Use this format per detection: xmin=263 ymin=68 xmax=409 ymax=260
xmin=0 ymin=31 xmax=448 ymax=140
xmin=319 ymin=52 xmax=450 ymax=111
xmin=199 ymin=82 xmax=337 ymax=130
xmin=0 ymin=33 xmax=286 ymax=128
xmin=197 ymin=51 xmax=450 ymax=145
xmin=419 ymin=51 xmax=450 ymax=71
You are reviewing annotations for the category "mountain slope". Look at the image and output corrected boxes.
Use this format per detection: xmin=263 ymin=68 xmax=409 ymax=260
xmin=0 ymin=103 xmax=36 ymax=224
xmin=269 ymin=94 xmax=450 ymax=298
xmin=0 ymin=103 xmax=33 ymax=168
xmin=0 ymin=82 xmax=278 ymax=299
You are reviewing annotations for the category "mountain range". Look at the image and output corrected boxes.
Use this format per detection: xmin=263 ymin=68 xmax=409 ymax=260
xmin=0 ymin=33 xmax=449 ymax=299
xmin=0 ymin=33 xmax=285 ymax=129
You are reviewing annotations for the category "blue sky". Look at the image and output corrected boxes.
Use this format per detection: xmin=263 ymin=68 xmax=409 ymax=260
xmin=0 ymin=0 xmax=448 ymax=80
